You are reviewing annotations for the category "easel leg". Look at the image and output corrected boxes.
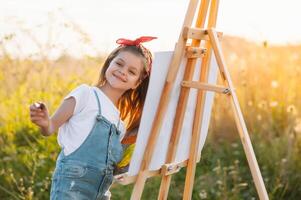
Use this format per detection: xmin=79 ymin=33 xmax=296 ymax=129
xmin=208 ymin=29 xmax=269 ymax=200
xmin=157 ymin=1 xmax=211 ymax=199
xmin=182 ymin=49 xmax=213 ymax=200
xmin=182 ymin=0 xmax=219 ymax=199
xmin=130 ymin=171 xmax=147 ymax=200
xmin=158 ymin=57 xmax=200 ymax=200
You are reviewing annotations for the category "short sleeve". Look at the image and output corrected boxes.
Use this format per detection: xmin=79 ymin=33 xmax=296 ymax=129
xmin=64 ymin=84 xmax=90 ymax=115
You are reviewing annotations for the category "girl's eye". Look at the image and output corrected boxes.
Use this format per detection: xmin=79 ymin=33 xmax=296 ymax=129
xmin=129 ymin=71 xmax=136 ymax=75
xmin=116 ymin=62 xmax=122 ymax=66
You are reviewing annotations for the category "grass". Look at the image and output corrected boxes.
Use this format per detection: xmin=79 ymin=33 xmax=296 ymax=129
xmin=0 ymin=32 xmax=300 ymax=199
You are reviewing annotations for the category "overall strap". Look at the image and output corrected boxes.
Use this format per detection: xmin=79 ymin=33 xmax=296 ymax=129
xmin=93 ymin=88 xmax=121 ymax=131
xmin=93 ymin=89 xmax=102 ymax=116
xmin=117 ymin=118 xmax=121 ymax=130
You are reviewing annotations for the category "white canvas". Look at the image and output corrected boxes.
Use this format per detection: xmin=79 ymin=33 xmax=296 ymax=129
xmin=128 ymin=51 xmax=218 ymax=176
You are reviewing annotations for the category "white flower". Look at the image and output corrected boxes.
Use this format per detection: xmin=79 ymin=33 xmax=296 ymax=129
xmin=257 ymin=114 xmax=262 ymax=121
xmin=271 ymin=80 xmax=279 ymax=88
xmin=269 ymin=101 xmax=278 ymax=107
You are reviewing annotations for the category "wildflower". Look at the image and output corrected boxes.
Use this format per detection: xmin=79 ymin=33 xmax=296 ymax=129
xmin=212 ymin=166 xmax=220 ymax=172
xmin=281 ymin=158 xmax=287 ymax=163
xmin=258 ymin=100 xmax=267 ymax=109
xmin=269 ymin=101 xmax=278 ymax=107
xmin=286 ymin=105 xmax=298 ymax=115
xmin=257 ymin=114 xmax=262 ymax=121
xmin=216 ymin=180 xmax=222 ymax=185
xmin=20 ymin=187 xmax=25 ymax=192
xmin=229 ymin=170 xmax=238 ymax=175
xmin=247 ymin=101 xmax=253 ymax=106
xmin=271 ymin=80 xmax=279 ymax=88
xmin=228 ymin=165 xmax=235 ymax=170
xmin=199 ymin=190 xmax=207 ymax=199
xmin=237 ymin=182 xmax=248 ymax=187
xmin=294 ymin=118 xmax=301 ymax=134
xmin=231 ymin=143 xmax=239 ymax=148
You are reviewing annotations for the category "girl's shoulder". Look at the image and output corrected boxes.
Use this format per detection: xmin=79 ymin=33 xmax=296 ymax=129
xmin=66 ymin=84 xmax=92 ymax=100
xmin=65 ymin=84 xmax=96 ymax=114
xmin=70 ymin=84 xmax=96 ymax=97
xmin=74 ymin=83 xmax=91 ymax=92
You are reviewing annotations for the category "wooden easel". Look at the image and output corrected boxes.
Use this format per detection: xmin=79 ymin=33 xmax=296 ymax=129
xmin=126 ymin=0 xmax=269 ymax=199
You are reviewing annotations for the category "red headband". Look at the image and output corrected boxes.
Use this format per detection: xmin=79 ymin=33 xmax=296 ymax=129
xmin=116 ymin=36 xmax=157 ymax=77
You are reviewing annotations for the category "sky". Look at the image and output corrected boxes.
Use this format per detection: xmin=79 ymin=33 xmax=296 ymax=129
xmin=1 ymin=0 xmax=301 ymax=58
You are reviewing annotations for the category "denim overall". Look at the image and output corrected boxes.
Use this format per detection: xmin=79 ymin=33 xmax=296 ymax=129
xmin=50 ymin=90 xmax=124 ymax=200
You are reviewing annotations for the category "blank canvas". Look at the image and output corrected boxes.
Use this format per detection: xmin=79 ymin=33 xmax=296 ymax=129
xmin=128 ymin=51 xmax=218 ymax=176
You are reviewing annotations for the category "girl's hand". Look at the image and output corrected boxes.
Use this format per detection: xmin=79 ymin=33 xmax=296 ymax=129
xmin=29 ymin=97 xmax=76 ymax=136
xmin=113 ymin=173 xmax=127 ymax=183
xmin=29 ymin=102 xmax=50 ymax=129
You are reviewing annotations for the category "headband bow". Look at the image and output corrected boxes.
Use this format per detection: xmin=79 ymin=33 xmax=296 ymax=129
xmin=116 ymin=36 xmax=157 ymax=46
xmin=116 ymin=36 xmax=157 ymax=77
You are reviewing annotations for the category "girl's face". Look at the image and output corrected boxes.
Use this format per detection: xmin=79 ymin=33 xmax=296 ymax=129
xmin=105 ymin=51 xmax=145 ymax=92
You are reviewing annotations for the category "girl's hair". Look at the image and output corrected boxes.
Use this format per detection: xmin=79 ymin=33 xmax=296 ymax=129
xmin=96 ymin=45 xmax=150 ymax=132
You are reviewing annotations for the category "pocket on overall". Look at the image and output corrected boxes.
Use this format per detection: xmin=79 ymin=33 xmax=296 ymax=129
xmin=62 ymin=165 xmax=102 ymax=198
xmin=61 ymin=163 xmax=87 ymax=178
xmin=51 ymin=163 xmax=99 ymax=199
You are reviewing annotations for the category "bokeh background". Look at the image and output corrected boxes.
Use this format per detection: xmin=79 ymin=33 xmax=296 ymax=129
xmin=0 ymin=0 xmax=300 ymax=199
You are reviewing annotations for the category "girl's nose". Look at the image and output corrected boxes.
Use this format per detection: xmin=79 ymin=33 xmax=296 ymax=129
xmin=118 ymin=68 xmax=126 ymax=76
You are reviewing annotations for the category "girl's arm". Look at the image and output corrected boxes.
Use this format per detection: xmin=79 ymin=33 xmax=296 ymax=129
xmin=30 ymin=97 xmax=76 ymax=136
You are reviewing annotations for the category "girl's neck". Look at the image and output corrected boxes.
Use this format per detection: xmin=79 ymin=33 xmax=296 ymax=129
xmin=98 ymin=84 xmax=124 ymax=106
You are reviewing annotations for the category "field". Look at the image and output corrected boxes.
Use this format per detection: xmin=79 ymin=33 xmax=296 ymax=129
xmin=0 ymin=35 xmax=300 ymax=199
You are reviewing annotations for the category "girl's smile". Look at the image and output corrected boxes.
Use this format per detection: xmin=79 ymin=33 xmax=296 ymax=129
xmin=113 ymin=71 xmax=127 ymax=82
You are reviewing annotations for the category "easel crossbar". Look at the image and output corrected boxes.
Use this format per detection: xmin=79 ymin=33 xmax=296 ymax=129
xmin=185 ymin=46 xmax=207 ymax=58
xmin=181 ymin=81 xmax=231 ymax=94
xmin=183 ymin=27 xmax=223 ymax=40
xmin=114 ymin=160 xmax=190 ymax=185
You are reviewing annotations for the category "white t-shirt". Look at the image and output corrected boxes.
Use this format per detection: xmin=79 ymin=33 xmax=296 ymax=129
xmin=57 ymin=84 xmax=126 ymax=156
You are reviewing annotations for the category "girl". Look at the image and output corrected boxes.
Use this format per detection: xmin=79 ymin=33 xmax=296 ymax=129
xmin=29 ymin=36 xmax=156 ymax=200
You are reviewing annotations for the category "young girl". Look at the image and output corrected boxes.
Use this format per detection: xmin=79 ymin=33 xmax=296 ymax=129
xmin=29 ymin=36 xmax=156 ymax=200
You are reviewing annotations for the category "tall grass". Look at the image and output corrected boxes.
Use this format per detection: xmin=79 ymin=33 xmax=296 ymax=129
xmin=0 ymin=28 xmax=300 ymax=199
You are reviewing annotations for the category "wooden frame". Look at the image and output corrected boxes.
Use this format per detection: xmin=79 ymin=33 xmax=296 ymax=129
xmin=116 ymin=0 xmax=269 ymax=199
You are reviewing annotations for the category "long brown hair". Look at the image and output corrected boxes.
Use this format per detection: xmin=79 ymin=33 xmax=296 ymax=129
xmin=96 ymin=45 xmax=150 ymax=132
